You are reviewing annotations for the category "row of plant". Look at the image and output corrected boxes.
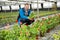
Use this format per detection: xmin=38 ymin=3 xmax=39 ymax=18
xmin=0 ymin=18 xmax=16 ymax=24
xmin=0 ymin=17 xmax=17 ymax=27
xmin=0 ymin=12 xmax=18 ymax=27
xmin=0 ymin=12 xmax=18 ymax=20
xmin=0 ymin=10 xmax=59 ymax=27
xmin=0 ymin=11 xmax=57 ymax=19
xmin=0 ymin=10 xmax=60 ymax=19
xmin=0 ymin=13 xmax=60 ymax=40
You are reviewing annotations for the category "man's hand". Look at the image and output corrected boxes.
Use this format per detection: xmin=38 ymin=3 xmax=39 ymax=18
xmin=28 ymin=17 xmax=34 ymax=21
xmin=28 ymin=17 xmax=32 ymax=20
xmin=16 ymin=20 xmax=18 ymax=23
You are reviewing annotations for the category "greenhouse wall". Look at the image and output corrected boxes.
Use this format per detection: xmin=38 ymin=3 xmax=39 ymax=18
xmin=0 ymin=1 xmax=60 ymax=12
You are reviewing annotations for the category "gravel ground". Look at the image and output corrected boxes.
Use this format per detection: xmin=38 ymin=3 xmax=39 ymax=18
xmin=38 ymin=25 xmax=60 ymax=40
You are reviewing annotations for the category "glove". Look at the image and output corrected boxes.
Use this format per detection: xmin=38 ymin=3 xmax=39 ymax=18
xmin=16 ymin=20 xmax=18 ymax=23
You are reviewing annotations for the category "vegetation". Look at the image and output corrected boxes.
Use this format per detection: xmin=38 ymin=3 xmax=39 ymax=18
xmin=0 ymin=13 xmax=60 ymax=40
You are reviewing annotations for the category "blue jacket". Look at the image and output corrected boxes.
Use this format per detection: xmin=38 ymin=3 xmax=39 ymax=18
xmin=18 ymin=8 xmax=31 ymax=25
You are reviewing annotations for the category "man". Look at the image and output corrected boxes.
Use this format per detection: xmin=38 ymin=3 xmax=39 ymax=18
xmin=16 ymin=3 xmax=34 ymax=26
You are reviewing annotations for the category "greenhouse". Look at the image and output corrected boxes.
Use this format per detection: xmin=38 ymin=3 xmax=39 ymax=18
xmin=0 ymin=0 xmax=60 ymax=40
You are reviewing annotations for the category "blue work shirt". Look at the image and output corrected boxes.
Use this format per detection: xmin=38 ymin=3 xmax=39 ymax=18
xmin=18 ymin=8 xmax=31 ymax=25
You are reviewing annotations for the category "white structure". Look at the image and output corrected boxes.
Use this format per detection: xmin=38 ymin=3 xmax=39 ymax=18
xmin=57 ymin=0 xmax=60 ymax=1
xmin=0 ymin=0 xmax=8 ymax=1
xmin=0 ymin=0 xmax=60 ymax=11
xmin=31 ymin=3 xmax=42 ymax=9
xmin=11 ymin=5 xmax=19 ymax=10
xmin=2 ymin=6 xmax=10 ymax=10
xmin=20 ymin=4 xmax=25 ymax=8
xmin=57 ymin=2 xmax=60 ymax=7
xmin=22 ymin=0 xmax=46 ymax=1
xmin=43 ymin=2 xmax=54 ymax=8
xmin=49 ymin=0 xmax=57 ymax=2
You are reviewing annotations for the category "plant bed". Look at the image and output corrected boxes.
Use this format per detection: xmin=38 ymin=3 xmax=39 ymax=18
xmin=0 ymin=12 xmax=60 ymax=40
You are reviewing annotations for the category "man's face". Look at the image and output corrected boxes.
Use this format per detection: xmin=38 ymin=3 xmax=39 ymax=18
xmin=25 ymin=5 xmax=29 ymax=10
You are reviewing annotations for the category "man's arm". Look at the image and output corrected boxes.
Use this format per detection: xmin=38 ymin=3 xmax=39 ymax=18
xmin=28 ymin=10 xmax=31 ymax=16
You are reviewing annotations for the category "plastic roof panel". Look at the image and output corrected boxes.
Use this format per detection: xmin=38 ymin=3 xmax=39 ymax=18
xmin=31 ymin=3 xmax=42 ymax=9
xmin=57 ymin=2 xmax=60 ymax=7
xmin=2 ymin=6 xmax=10 ymax=10
xmin=43 ymin=2 xmax=54 ymax=8
xmin=11 ymin=5 xmax=19 ymax=10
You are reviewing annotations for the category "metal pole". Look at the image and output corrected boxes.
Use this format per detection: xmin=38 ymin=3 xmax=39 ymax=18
xmin=37 ymin=0 xmax=39 ymax=17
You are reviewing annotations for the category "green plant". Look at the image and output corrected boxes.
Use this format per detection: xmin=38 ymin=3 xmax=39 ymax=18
xmin=40 ymin=22 xmax=47 ymax=36
xmin=0 ymin=12 xmax=60 ymax=40
xmin=52 ymin=31 xmax=60 ymax=40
